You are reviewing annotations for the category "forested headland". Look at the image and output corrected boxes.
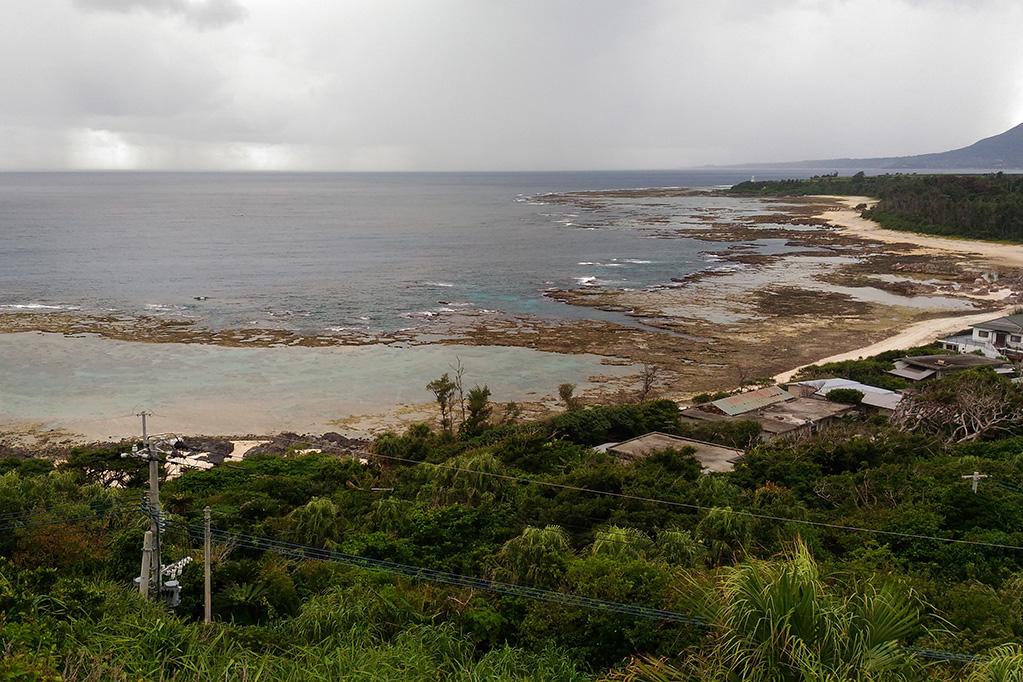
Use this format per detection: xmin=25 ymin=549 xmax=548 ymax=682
xmin=3 ymin=361 xmax=1023 ymax=680
xmin=729 ymin=172 xmax=1023 ymax=242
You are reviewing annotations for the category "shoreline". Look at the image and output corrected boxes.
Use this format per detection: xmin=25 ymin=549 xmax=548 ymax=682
xmin=774 ymin=304 xmax=1017 ymax=383
xmin=809 ymin=195 xmax=1023 ymax=267
xmin=773 ymin=195 xmax=1022 ymax=381
xmin=4 ymin=192 xmax=1023 ymax=443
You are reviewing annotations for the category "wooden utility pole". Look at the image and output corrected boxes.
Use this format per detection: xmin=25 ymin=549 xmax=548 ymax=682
xmin=203 ymin=506 xmax=212 ymax=623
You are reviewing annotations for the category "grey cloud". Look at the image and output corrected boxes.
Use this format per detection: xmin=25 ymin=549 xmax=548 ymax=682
xmin=3 ymin=0 xmax=1023 ymax=170
xmin=73 ymin=0 xmax=247 ymax=29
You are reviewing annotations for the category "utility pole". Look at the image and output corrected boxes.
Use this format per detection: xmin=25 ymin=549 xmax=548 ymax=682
xmin=203 ymin=506 xmax=212 ymax=624
xmin=141 ymin=411 xmax=163 ymax=600
xmin=962 ymin=470 xmax=989 ymax=493
xmin=139 ymin=530 xmax=154 ymax=596
xmin=123 ymin=410 xmax=168 ymax=600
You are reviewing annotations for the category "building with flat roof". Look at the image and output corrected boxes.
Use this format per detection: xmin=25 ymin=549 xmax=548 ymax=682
xmin=681 ymin=388 xmax=856 ymax=442
xmin=888 ymin=354 xmax=1010 ymax=382
xmin=603 ymin=432 xmax=743 ymax=472
xmin=785 ymin=377 xmax=904 ymax=414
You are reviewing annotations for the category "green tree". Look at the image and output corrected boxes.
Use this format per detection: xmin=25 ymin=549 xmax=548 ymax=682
xmin=696 ymin=540 xmax=923 ymax=680
xmin=968 ymin=645 xmax=1023 ymax=682
xmin=591 ymin=526 xmax=653 ymax=561
xmin=826 ymin=388 xmax=864 ymax=405
xmin=428 ymin=452 xmax=506 ymax=506
xmin=460 ymin=385 xmax=493 ymax=437
xmin=426 ymin=373 xmax=458 ymax=435
xmin=655 ymin=529 xmax=704 ymax=567
xmin=697 ymin=507 xmax=754 ymax=565
xmin=618 ymin=541 xmax=925 ymax=680
xmin=493 ymin=525 xmax=572 ymax=587
xmin=286 ymin=497 xmax=341 ymax=547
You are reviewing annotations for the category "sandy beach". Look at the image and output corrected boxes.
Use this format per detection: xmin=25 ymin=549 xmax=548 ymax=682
xmin=769 ymin=197 xmax=1023 ymax=384
xmin=774 ymin=304 xmax=1018 ymax=382
xmin=812 ymin=195 xmax=1023 ymax=268
xmin=772 ymin=196 xmax=1022 ymax=381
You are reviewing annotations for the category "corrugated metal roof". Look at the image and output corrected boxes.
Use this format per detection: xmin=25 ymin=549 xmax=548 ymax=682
xmin=861 ymin=393 xmax=903 ymax=411
xmin=711 ymin=385 xmax=792 ymax=416
xmin=788 ymin=378 xmax=897 ymax=397
xmin=975 ymin=314 xmax=1023 ymax=333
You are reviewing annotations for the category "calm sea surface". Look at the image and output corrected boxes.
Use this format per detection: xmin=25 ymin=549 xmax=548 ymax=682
xmin=0 ymin=170 xmax=816 ymax=333
xmin=1 ymin=170 xmax=830 ymax=434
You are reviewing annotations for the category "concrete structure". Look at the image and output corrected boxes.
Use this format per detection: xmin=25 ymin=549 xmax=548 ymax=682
xmin=753 ymin=398 xmax=855 ymax=439
xmin=939 ymin=313 xmax=1023 ymax=359
xmin=680 ymin=392 xmax=854 ymax=442
xmin=604 ymin=432 xmax=743 ymax=472
xmin=706 ymin=385 xmax=793 ymax=416
xmin=888 ymin=354 xmax=1010 ymax=382
xmin=785 ymin=377 xmax=904 ymax=415
xmin=860 ymin=392 xmax=904 ymax=414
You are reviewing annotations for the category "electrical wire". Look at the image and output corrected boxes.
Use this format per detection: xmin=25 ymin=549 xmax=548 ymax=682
xmin=200 ymin=433 xmax=1023 ymax=552
xmin=188 ymin=521 xmax=989 ymax=665
xmin=0 ymin=488 xmax=989 ymax=666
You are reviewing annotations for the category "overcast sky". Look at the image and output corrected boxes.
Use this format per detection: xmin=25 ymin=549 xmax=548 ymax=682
xmin=2 ymin=0 xmax=1022 ymax=171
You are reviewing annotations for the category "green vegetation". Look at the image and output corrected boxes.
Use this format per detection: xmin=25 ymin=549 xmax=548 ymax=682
xmin=826 ymin=387 xmax=865 ymax=404
xmin=4 ymin=365 xmax=1023 ymax=679
xmin=729 ymin=172 xmax=1023 ymax=242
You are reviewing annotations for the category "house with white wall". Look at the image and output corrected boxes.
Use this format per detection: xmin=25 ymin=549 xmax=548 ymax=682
xmin=939 ymin=313 xmax=1023 ymax=359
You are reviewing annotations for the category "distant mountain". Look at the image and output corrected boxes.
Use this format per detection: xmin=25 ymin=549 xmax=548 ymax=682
xmin=754 ymin=121 xmax=1023 ymax=170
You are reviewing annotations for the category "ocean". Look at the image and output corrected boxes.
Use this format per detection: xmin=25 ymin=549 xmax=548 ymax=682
xmin=1 ymin=169 xmax=826 ymax=436
xmin=0 ymin=170 xmax=815 ymax=333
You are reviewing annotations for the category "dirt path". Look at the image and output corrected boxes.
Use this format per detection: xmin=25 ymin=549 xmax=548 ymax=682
xmin=774 ymin=304 xmax=1018 ymax=382
xmin=812 ymin=195 xmax=1023 ymax=268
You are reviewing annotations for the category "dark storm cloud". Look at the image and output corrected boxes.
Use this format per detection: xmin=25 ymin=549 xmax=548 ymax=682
xmin=73 ymin=0 xmax=247 ymax=29
xmin=1 ymin=0 xmax=1021 ymax=169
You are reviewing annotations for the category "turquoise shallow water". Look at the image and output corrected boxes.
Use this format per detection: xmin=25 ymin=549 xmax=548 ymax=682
xmin=0 ymin=333 xmax=630 ymax=438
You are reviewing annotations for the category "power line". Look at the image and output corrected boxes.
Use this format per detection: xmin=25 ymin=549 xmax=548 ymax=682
xmin=205 ymin=433 xmax=1023 ymax=553
xmin=0 ymin=487 xmax=989 ymax=666
xmin=194 ymin=523 xmax=696 ymax=625
xmin=190 ymin=522 xmax=987 ymax=665
xmin=0 ymin=503 xmax=132 ymax=534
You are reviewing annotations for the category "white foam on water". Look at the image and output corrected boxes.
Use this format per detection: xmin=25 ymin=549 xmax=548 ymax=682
xmin=0 ymin=303 xmax=80 ymax=311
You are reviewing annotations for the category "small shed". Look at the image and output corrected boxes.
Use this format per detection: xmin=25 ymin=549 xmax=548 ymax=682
xmin=606 ymin=432 xmax=743 ymax=472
